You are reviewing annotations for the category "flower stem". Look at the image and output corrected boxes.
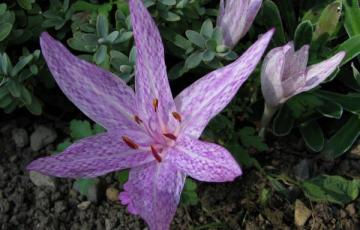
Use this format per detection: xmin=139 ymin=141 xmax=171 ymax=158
xmin=259 ymin=103 xmax=277 ymax=139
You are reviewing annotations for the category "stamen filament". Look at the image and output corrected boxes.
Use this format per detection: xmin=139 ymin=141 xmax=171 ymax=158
xmin=172 ymin=112 xmax=182 ymax=122
xmin=163 ymin=133 xmax=177 ymax=141
xmin=151 ymin=145 xmax=162 ymax=162
xmin=122 ymin=136 xmax=139 ymax=149
xmin=134 ymin=115 xmax=143 ymax=124
xmin=152 ymin=98 xmax=159 ymax=112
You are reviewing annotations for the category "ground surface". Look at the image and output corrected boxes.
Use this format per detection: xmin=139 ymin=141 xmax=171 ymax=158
xmin=0 ymin=116 xmax=360 ymax=230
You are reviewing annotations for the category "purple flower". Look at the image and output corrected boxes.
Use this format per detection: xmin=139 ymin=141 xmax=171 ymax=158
xmin=259 ymin=42 xmax=345 ymax=136
xmin=27 ymin=0 xmax=274 ymax=229
xmin=217 ymin=0 xmax=262 ymax=48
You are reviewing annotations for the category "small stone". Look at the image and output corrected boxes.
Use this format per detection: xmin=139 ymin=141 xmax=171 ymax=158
xmin=295 ymin=199 xmax=312 ymax=227
xmin=77 ymin=201 xmax=91 ymax=210
xmin=340 ymin=210 xmax=347 ymax=218
xmin=86 ymin=178 xmax=101 ymax=202
xmin=106 ymin=187 xmax=119 ymax=203
xmin=29 ymin=171 xmax=56 ymax=188
xmin=30 ymin=125 xmax=57 ymax=151
xmin=54 ymin=201 xmax=66 ymax=214
xmin=346 ymin=203 xmax=356 ymax=216
xmin=350 ymin=142 xmax=360 ymax=158
xmin=294 ymin=159 xmax=311 ymax=180
xmin=105 ymin=219 xmax=113 ymax=230
xmin=12 ymin=128 xmax=29 ymax=148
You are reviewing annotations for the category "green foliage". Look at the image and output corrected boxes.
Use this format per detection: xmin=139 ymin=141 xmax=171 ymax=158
xmin=301 ymin=175 xmax=360 ymax=205
xmin=181 ymin=178 xmax=199 ymax=206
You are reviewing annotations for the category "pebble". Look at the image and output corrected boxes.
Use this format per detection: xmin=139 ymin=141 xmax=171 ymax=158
xmin=77 ymin=201 xmax=91 ymax=210
xmin=30 ymin=125 xmax=57 ymax=151
xmin=86 ymin=178 xmax=101 ymax=202
xmin=106 ymin=187 xmax=119 ymax=203
xmin=295 ymin=199 xmax=312 ymax=226
xmin=11 ymin=128 xmax=29 ymax=148
xmin=54 ymin=201 xmax=66 ymax=214
xmin=29 ymin=171 xmax=56 ymax=189
xmin=294 ymin=159 xmax=311 ymax=180
xmin=345 ymin=203 xmax=356 ymax=216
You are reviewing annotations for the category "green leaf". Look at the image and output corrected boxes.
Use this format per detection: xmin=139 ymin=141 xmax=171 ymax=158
xmin=11 ymin=55 xmax=33 ymax=77
xmin=343 ymin=0 xmax=360 ymax=37
xmin=257 ymin=0 xmax=285 ymax=45
xmin=6 ymin=80 xmax=21 ymax=98
xmin=322 ymin=115 xmax=360 ymax=159
xmin=94 ymin=45 xmax=107 ymax=65
xmin=0 ymin=23 xmax=13 ymax=42
xmin=185 ymin=30 xmax=206 ymax=48
xmin=0 ymin=87 xmax=9 ymax=99
xmin=336 ymin=35 xmax=360 ymax=66
xmin=0 ymin=3 xmax=7 ymax=15
xmin=239 ymin=127 xmax=268 ymax=151
xmin=184 ymin=178 xmax=197 ymax=191
xmin=200 ymin=19 xmax=213 ymax=38
xmin=202 ymin=49 xmax=215 ymax=62
xmin=294 ymin=20 xmax=313 ymax=50
xmin=226 ymin=143 xmax=259 ymax=168
xmin=19 ymin=85 xmax=32 ymax=105
xmin=273 ymin=105 xmax=294 ymax=136
xmin=55 ymin=139 xmax=72 ymax=153
xmin=159 ymin=11 xmax=180 ymax=22
xmin=299 ymin=121 xmax=324 ymax=152
xmin=159 ymin=0 xmax=176 ymax=5
xmin=185 ymin=51 xmax=203 ymax=69
xmin=0 ymin=95 xmax=12 ymax=108
xmin=117 ymin=170 xmax=129 ymax=185
xmin=17 ymin=0 xmax=32 ymax=10
xmin=96 ymin=14 xmax=109 ymax=38
xmin=316 ymin=91 xmax=360 ymax=114
xmin=301 ymin=175 xmax=360 ymax=205
xmin=316 ymin=98 xmax=343 ymax=119
xmin=25 ymin=95 xmax=42 ymax=115
xmin=73 ymin=178 xmax=97 ymax=196
xmin=69 ymin=119 xmax=93 ymax=140
xmin=93 ymin=123 xmax=105 ymax=134
xmin=314 ymin=1 xmax=342 ymax=40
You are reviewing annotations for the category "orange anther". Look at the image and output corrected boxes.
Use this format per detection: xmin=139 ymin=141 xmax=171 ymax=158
xmin=163 ymin=133 xmax=177 ymax=141
xmin=151 ymin=145 xmax=162 ymax=162
xmin=122 ymin=136 xmax=139 ymax=149
xmin=152 ymin=98 xmax=158 ymax=112
xmin=134 ymin=115 xmax=143 ymax=124
xmin=172 ymin=112 xmax=182 ymax=122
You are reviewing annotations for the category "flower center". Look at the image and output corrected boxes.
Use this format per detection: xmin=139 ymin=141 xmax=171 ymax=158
xmin=122 ymin=98 xmax=182 ymax=162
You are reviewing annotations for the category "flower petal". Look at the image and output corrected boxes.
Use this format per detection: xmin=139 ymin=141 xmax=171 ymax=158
xmin=129 ymin=0 xmax=176 ymax=126
xmin=217 ymin=0 xmax=247 ymax=47
xmin=167 ymin=135 xmax=242 ymax=182
xmin=175 ymin=29 xmax=274 ymax=138
xmin=301 ymin=52 xmax=346 ymax=92
xmin=282 ymin=43 xmax=309 ymax=81
xmin=242 ymin=0 xmax=263 ymax=39
xmin=40 ymin=33 xmax=137 ymax=130
xmin=261 ymin=46 xmax=286 ymax=108
xmin=27 ymin=130 xmax=154 ymax=178
xmin=119 ymin=161 xmax=186 ymax=230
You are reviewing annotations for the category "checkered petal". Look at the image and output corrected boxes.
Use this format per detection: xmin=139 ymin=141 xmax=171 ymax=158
xmin=27 ymin=130 xmax=154 ymax=178
xmin=301 ymin=52 xmax=346 ymax=92
xmin=129 ymin=0 xmax=176 ymax=127
xmin=167 ymin=135 xmax=242 ymax=182
xmin=175 ymin=29 xmax=274 ymax=138
xmin=40 ymin=33 xmax=137 ymax=131
xmin=217 ymin=0 xmax=262 ymax=48
xmin=119 ymin=161 xmax=185 ymax=230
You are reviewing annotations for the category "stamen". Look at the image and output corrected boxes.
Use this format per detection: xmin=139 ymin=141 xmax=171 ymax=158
xmin=163 ymin=133 xmax=177 ymax=141
xmin=134 ymin=115 xmax=143 ymax=124
xmin=152 ymin=98 xmax=158 ymax=112
xmin=122 ymin=136 xmax=139 ymax=149
xmin=151 ymin=145 xmax=162 ymax=162
xmin=172 ymin=112 xmax=182 ymax=122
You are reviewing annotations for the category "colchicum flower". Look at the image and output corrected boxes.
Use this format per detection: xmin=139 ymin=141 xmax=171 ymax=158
xmin=27 ymin=0 xmax=274 ymax=229
xmin=259 ymin=42 xmax=345 ymax=135
xmin=217 ymin=0 xmax=262 ymax=48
